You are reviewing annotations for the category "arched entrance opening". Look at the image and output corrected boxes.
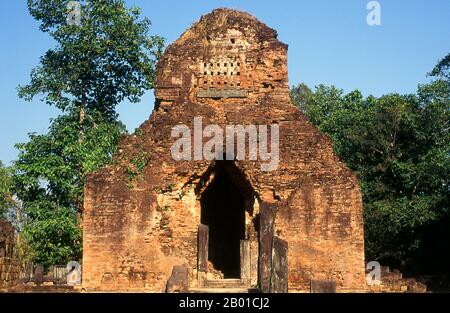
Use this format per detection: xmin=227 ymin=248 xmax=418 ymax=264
xmin=199 ymin=160 xmax=255 ymax=279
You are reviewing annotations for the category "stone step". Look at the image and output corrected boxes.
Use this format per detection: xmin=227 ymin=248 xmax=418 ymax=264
xmin=204 ymin=279 xmax=243 ymax=289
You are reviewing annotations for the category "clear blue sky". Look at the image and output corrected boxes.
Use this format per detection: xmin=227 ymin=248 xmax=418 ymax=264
xmin=1 ymin=0 xmax=449 ymax=165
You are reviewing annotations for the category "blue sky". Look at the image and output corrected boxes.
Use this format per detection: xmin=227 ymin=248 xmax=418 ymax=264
xmin=0 ymin=0 xmax=449 ymax=165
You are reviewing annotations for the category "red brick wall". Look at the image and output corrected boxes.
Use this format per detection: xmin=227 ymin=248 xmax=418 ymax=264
xmin=82 ymin=8 xmax=365 ymax=292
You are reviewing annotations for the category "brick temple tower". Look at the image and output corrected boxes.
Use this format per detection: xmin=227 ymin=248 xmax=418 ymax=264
xmin=82 ymin=8 xmax=365 ymax=292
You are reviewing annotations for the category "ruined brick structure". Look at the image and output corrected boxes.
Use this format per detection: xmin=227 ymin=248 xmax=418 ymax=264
xmin=366 ymin=266 xmax=426 ymax=293
xmin=0 ymin=220 xmax=20 ymax=290
xmin=83 ymin=9 xmax=365 ymax=292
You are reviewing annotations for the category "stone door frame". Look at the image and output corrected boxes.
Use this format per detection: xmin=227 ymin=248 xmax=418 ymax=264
xmin=194 ymin=160 xmax=259 ymax=288
xmin=197 ymin=223 xmax=253 ymax=287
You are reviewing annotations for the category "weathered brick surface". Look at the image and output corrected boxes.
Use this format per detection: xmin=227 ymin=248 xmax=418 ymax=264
xmin=0 ymin=258 xmax=21 ymax=289
xmin=0 ymin=220 xmax=20 ymax=290
xmin=82 ymin=8 xmax=365 ymax=292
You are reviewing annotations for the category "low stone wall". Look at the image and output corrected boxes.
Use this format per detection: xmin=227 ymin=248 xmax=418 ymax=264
xmin=0 ymin=257 xmax=21 ymax=289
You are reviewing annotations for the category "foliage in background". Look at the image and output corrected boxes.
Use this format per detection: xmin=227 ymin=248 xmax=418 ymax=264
xmin=14 ymin=0 xmax=164 ymax=267
xmin=290 ymin=53 xmax=450 ymax=288
xmin=13 ymin=112 xmax=126 ymax=266
xmin=0 ymin=161 xmax=15 ymax=219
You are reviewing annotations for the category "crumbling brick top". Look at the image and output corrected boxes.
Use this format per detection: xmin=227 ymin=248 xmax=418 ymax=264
xmin=155 ymin=8 xmax=289 ymax=107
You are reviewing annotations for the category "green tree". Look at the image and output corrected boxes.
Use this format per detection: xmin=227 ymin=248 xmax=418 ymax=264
xmin=14 ymin=0 xmax=164 ymax=267
xmin=430 ymin=52 xmax=450 ymax=81
xmin=0 ymin=161 xmax=14 ymax=219
xmin=0 ymin=161 xmax=24 ymax=231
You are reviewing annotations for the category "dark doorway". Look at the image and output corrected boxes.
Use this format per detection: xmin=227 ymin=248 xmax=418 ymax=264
xmin=200 ymin=161 xmax=246 ymax=278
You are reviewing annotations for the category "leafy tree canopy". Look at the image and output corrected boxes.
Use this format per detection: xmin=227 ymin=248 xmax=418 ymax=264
xmin=0 ymin=161 xmax=15 ymax=219
xmin=14 ymin=0 xmax=164 ymax=267
xmin=20 ymin=0 xmax=164 ymax=116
